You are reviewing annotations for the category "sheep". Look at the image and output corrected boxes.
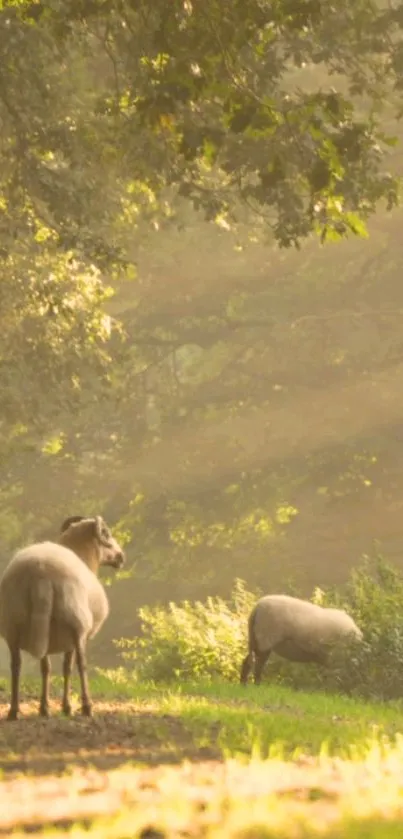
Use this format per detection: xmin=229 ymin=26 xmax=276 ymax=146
xmin=0 ymin=514 xmax=124 ymax=721
xmin=240 ymin=594 xmax=363 ymax=685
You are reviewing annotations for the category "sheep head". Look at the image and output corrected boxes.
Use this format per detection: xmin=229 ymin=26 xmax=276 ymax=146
xmin=93 ymin=516 xmax=125 ymax=569
xmin=60 ymin=515 xmax=125 ymax=571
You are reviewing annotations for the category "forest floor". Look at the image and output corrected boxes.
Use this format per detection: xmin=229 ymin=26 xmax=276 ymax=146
xmin=0 ymin=673 xmax=402 ymax=837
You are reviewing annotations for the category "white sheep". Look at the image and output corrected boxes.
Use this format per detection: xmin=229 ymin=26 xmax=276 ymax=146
xmin=0 ymin=514 xmax=124 ymax=720
xmin=240 ymin=594 xmax=363 ymax=685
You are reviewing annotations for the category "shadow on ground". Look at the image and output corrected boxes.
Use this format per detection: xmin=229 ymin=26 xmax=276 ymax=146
xmin=0 ymin=698 xmax=220 ymax=776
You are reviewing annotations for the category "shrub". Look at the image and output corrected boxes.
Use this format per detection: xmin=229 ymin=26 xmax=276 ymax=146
xmin=116 ymin=553 xmax=403 ymax=699
xmin=264 ymin=554 xmax=403 ymax=700
xmin=115 ymin=578 xmax=260 ymax=682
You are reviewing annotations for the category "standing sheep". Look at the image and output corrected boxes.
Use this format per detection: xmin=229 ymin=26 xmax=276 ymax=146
xmin=240 ymin=594 xmax=362 ymax=685
xmin=0 ymin=515 xmax=125 ymax=720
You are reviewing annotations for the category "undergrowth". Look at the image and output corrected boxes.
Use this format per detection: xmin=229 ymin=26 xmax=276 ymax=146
xmin=116 ymin=553 xmax=403 ymax=700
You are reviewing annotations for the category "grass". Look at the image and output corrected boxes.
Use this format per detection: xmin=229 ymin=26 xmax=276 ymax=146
xmin=91 ymin=671 xmax=403 ymax=759
xmin=0 ymin=670 xmax=403 ymax=835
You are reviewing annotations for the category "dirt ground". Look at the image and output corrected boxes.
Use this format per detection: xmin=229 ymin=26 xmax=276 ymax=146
xmin=0 ymin=700 xmax=402 ymax=838
xmin=0 ymin=699 xmax=219 ymax=776
xmin=0 ymin=692 xmax=223 ymax=834
xmin=1 ymin=690 xmax=403 ymax=836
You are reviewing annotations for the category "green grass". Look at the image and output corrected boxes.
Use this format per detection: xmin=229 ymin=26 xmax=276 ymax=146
xmin=92 ymin=669 xmax=403 ymax=759
xmin=1 ymin=670 xmax=403 ymax=836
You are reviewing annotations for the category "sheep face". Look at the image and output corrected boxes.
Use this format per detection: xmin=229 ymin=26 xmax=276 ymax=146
xmin=93 ymin=516 xmax=125 ymax=569
xmin=60 ymin=515 xmax=125 ymax=570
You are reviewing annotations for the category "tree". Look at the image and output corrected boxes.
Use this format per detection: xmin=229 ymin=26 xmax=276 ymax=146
xmin=0 ymin=0 xmax=402 ymax=255
xmin=1 ymin=0 xmax=403 ymax=654
xmin=15 ymin=0 xmax=402 ymax=249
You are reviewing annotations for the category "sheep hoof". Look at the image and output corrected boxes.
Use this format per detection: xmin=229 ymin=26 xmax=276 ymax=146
xmin=39 ymin=705 xmax=49 ymax=718
xmin=81 ymin=703 xmax=93 ymax=718
xmin=6 ymin=708 xmax=18 ymax=721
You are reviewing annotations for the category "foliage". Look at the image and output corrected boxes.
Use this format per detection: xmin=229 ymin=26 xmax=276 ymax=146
xmin=295 ymin=555 xmax=403 ymax=700
xmin=2 ymin=0 xmax=403 ymax=653
xmin=115 ymin=578 xmax=260 ymax=682
xmin=263 ymin=556 xmax=403 ymax=700
xmin=117 ymin=556 xmax=403 ymax=701
xmin=1 ymin=0 xmax=402 ymax=255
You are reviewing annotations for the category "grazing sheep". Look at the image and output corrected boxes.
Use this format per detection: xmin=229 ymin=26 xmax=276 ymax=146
xmin=0 ymin=515 xmax=124 ymax=721
xmin=240 ymin=594 xmax=362 ymax=685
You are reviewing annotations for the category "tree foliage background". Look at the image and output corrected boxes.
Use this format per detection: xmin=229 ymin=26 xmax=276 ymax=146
xmin=1 ymin=0 xmax=403 ymax=666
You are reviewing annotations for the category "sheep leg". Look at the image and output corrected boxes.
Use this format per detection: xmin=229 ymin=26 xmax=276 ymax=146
xmin=39 ymin=655 xmax=51 ymax=717
xmin=74 ymin=639 xmax=92 ymax=717
xmin=62 ymin=650 xmax=75 ymax=716
xmin=7 ymin=647 xmax=21 ymax=721
xmin=240 ymin=652 xmax=253 ymax=684
xmin=254 ymin=650 xmax=271 ymax=685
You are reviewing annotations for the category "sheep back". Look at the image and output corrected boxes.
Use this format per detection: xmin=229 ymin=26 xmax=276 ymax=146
xmin=0 ymin=541 xmax=109 ymax=659
xmin=251 ymin=595 xmax=362 ymax=663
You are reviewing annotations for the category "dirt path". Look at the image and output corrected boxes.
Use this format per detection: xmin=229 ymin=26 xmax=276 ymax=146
xmin=0 ymin=756 xmax=344 ymax=836
xmin=0 ymin=698 xmax=219 ymax=776
xmin=0 ymin=696 xmax=222 ymax=833
xmin=0 ymin=728 xmax=402 ymax=837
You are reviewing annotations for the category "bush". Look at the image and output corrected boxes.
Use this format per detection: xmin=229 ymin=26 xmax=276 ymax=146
xmin=310 ymin=555 xmax=403 ymax=700
xmin=115 ymin=578 xmax=260 ymax=682
xmin=254 ymin=554 xmax=403 ymax=700
xmin=116 ymin=554 xmax=403 ymax=699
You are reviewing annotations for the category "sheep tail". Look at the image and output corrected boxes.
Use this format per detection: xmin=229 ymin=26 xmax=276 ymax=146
xmin=240 ymin=605 xmax=258 ymax=684
xmin=249 ymin=605 xmax=260 ymax=652
xmin=28 ymin=578 xmax=53 ymax=659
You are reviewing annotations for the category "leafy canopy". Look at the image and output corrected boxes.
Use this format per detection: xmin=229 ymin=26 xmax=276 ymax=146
xmin=0 ymin=0 xmax=403 ymax=589
xmin=0 ymin=0 xmax=402 ymax=253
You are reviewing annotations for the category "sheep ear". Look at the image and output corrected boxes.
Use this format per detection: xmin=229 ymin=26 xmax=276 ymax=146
xmin=94 ymin=516 xmax=112 ymax=548
xmin=94 ymin=516 xmax=103 ymax=540
xmin=60 ymin=515 xmax=85 ymax=534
